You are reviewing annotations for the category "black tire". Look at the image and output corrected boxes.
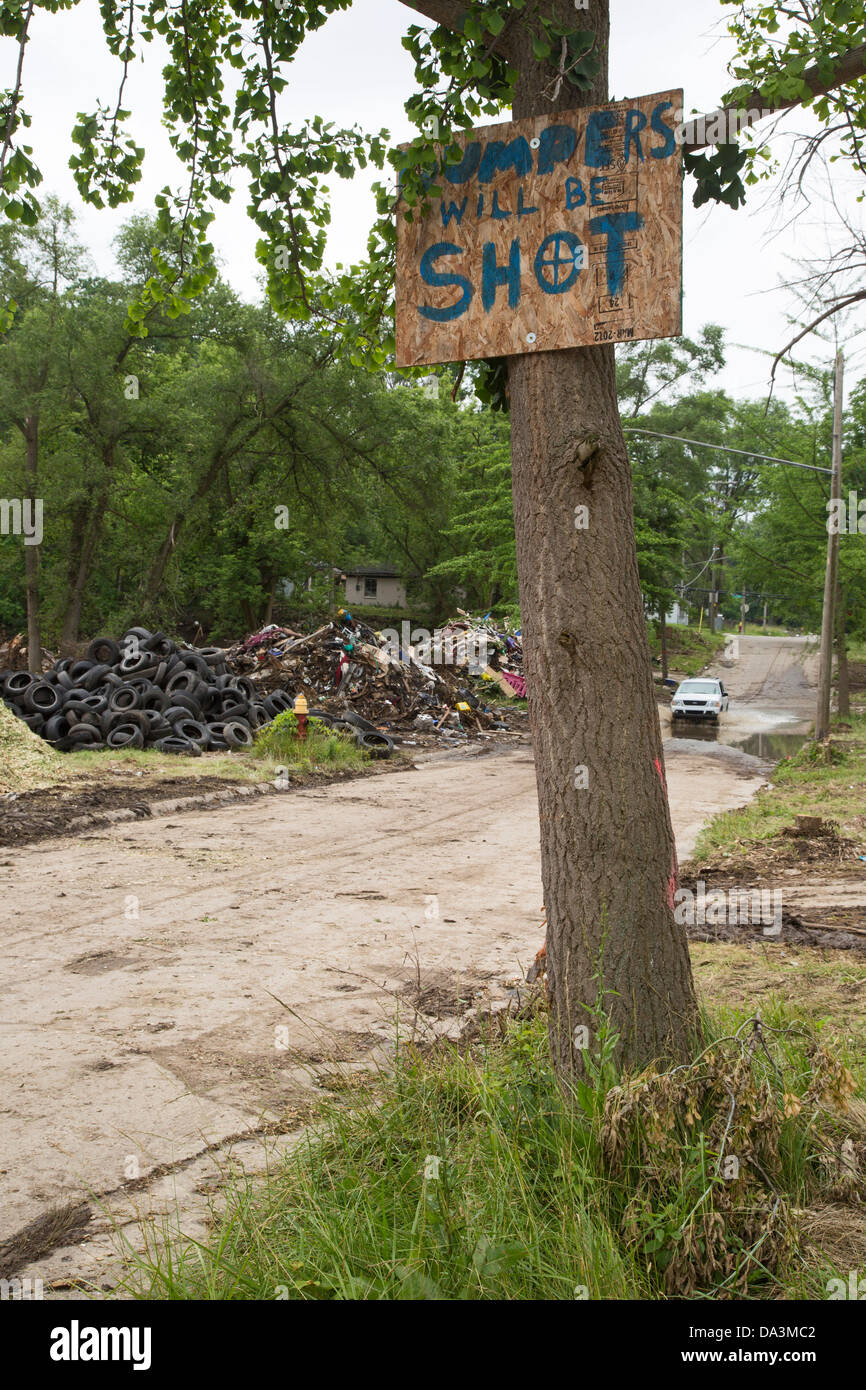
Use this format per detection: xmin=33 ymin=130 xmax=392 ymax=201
xmin=264 ymin=690 xmax=294 ymax=717
xmin=109 ymin=684 xmax=143 ymax=712
xmin=21 ymin=712 xmax=45 ymax=732
xmin=165 ymin=668 xmax=199 ymax=696
xmin=69 ymin=660 xmax=96 ymax=681
xmin=101 ymin=708 xmax=151 ymax=737
xmin=176 ymin=652 xmax=210 ymax=678
xmin=81 ymin=662 xmax=112 ymax=692
xmin=25 ymin=682 xmax=62 ymax=715
xmin=106 ymin=723 xmax=145 ymax=750
xmin=162 ymin=701 xmax=200 ymax=724
xmin=86 ymin=637 xmax=121 ymax=666
xmin=54 ymin=669 xmax=74 ymax=691
xmin=143 ymin=632 xmax=176 ymax=657
xmin=66 ymin=723 xmax=102 ymax=746
xmin=43 ymin=714 xmax=71 ymax=744
xmin=62 ymin=703 xmax=90 ymax=723
xmin=341 ymin=710 xmax=378 ymax=734
xmin=228 ymin=676 xmax=256 ymax=701
xmin=247 ymin=703 xmax=269 ymax=729
xmin=356 ymin=730 xmax=394 ymax=758
xmin=141 ymin=708 xmax=171 ymax=735
xmin=120 ymin=652 xmax=158 ymax=678
xmin=155 ymin=736 xmax=201 ymax=756
xmin=172 ymin=692 xmax=207 ymax=716
xmin=79 ymin=693 xmax=108 ymax=714
xmin=196 ymin=647 xmax=225 ymax=668
xmin=222 ymin=720 xmax=253 ymax=749
xmin=172 ymin=717 xmax=208 ymax=746
xmin=5 ymin=672 xmax=35 ymax=698
xmin=123 ymin=627 xmax=152 ymax=643
xmin=219 ymin=699 xmax=250 ymax=722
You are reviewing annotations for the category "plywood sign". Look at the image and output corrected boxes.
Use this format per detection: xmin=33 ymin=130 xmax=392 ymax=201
xmin=395 ymin=90 xmax=683 ymax=367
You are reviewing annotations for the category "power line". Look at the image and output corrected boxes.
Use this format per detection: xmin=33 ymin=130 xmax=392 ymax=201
xmin=623 ymin=427 xmax=832 ymax=476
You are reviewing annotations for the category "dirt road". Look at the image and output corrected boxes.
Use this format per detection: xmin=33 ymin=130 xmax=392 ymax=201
xmin=0 ymin=634 xmax=817 ymax=1290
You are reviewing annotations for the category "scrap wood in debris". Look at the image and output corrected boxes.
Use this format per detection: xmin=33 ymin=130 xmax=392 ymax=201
xmin=226 ymin=613 xmax=526 ymax=736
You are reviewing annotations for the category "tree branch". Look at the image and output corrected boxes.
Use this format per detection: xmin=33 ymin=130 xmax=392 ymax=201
xmin=769 ymin=289 xmax=866 ymax=382
xmin=397 ymin=0 xmax=473 ymax=31
xmin=686 ymin=42 xmax=866 ymax=151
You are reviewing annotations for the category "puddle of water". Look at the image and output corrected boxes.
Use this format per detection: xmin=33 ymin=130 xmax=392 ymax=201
xmin=669 ymin=724 xmax=807 ymax=761
xmin=730 ymin=731 xmax=806 ymax=761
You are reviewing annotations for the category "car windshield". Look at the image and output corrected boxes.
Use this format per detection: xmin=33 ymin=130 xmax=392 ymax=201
xmin=678 ymin=681 xmax=718 ymax=694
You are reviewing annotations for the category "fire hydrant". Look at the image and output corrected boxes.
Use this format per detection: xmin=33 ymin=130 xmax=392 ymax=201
xmin=294 ymin=691 xmax=308 ymax=742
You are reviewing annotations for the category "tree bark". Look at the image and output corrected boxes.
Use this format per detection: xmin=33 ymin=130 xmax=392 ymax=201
xmin=506 ymin=0 xmax=698 ymax=1073
xmin=23 ymin=413 xmax=42 ymax=671
xmin=60 ymin=492 xmax=108 ymax=654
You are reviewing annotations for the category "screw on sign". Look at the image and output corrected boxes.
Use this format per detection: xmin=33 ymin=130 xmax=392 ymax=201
xmin=395 ymin=90 xmax=683 ymax=367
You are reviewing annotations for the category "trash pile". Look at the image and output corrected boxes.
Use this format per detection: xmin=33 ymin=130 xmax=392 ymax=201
xmin=0 ymin=628 xmax=286 ymax=755
xmin=227 ymin=609 xmax=526 ymax=744
xmin=0 ymin=611 xmax=527 ymax=758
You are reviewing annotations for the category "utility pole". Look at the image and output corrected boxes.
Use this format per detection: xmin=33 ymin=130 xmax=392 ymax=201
xmin=816 ymin=350 xmax=844 ymax=741
xmin=740 ymin=592 xmax=746 ymax=635
xmin=762 ymin=600 xmax=767 ymax=632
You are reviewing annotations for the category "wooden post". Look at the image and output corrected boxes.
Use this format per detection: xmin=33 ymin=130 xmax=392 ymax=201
xmin=816 ymin=350 xmax=844 ymax=741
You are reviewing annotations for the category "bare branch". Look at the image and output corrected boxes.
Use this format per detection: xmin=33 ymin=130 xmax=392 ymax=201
xmin=769 ymin=290 xmax=866 ymax=382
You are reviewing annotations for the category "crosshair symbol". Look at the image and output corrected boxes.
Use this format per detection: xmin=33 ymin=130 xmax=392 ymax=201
xmin=534 ymin=231 xmax=585 ymax=294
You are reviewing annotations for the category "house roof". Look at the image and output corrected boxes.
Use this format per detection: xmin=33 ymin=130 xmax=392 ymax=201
xmin=344 ymin=567 xmax=401 ymax=579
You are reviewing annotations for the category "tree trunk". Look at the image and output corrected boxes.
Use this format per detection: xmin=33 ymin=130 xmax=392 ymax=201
xmin=61 ymin=484 xmax=110 ymax=654
xmin=263 ymin=571 xmax=278 ymax=626
xmin=23 ymin=414 xmax=42 ymax=671
xmin=508 ymin=0 xmax=698 ymax=1073
xmin=61 ymin=439 xmax=116 ymax=651
xmin=836 ymin=580 xmax=850 ymax=719
xmin=659 ymin=611 xmax=668 ymax=682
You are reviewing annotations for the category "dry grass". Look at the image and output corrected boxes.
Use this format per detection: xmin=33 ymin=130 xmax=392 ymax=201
xmin=0 ymin=700 xmax=62 ymax=793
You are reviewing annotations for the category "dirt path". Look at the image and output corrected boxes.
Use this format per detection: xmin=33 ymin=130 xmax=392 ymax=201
xmin=0 ymin=635 xmax=817 ymax=1292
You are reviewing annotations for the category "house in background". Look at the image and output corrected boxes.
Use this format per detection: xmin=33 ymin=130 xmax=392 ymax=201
xmin=343 ymin=566 xmax=407 ymax=608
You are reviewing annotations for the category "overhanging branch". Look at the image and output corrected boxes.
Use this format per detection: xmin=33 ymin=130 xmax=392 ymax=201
xmin=686 ymin=42 xmax=866 ymax=151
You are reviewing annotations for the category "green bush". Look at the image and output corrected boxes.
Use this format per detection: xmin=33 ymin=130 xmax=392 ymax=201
xmin=252 ymin=708 xmax=368 ymax=769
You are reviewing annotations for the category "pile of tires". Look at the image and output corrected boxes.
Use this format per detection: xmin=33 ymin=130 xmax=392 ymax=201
xmin=310 ymin=706 xmax=394 ymax=758
xmin=0 ymin=629 xmax=290 ymax=757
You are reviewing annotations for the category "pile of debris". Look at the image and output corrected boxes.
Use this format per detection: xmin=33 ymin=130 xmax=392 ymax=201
xmin=226 ymin=610 xmax=526 ymax=743
xmin=0 ymin=628 xmax=285 ymax=755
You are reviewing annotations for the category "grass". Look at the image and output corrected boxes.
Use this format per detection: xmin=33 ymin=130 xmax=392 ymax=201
xmin=2 ymin=705 xmax=376 ymax=795
xmin=740 ymin=623 xmax=795 ymax=638
xmin=125 ymin=999 xmax=864 ymax=1302
xmin=251 ymin=710 xmax=370 ymax=773
xmin=692 ymin=713 xmax=866 ymax=860
xmin=649 ymin=624 xmax=727 ymax=679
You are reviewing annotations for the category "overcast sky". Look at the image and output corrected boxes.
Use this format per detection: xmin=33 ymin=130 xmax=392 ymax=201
xmin=7 ymin=0 xmax=866 ymax=400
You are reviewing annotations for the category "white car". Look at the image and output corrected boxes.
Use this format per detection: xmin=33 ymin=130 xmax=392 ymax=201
xmin=670 ymin=678 xmax=729 ymax=723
